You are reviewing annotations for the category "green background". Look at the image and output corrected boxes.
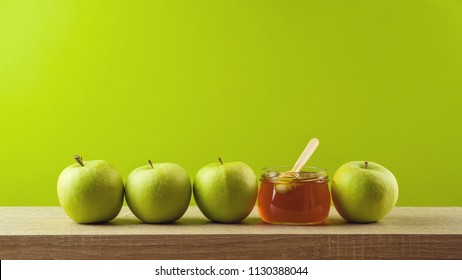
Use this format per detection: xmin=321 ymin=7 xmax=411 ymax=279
xmin=1 ymin=0 xmax=461 ymax=206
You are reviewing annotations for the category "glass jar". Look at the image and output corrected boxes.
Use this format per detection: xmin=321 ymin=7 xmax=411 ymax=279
xmin=258 ymin=166 xmax=330 ymax=225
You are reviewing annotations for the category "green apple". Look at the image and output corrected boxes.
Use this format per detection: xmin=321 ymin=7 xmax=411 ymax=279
xmin=193 ymin=158 xmax=258 ymax=223
xmin=125 ymin=160 xmax=191 ymax=223
xmin=332 ymin=161 xmax=398 ymax=223
xmin=57 ymin=155 xmax=124 ymax=224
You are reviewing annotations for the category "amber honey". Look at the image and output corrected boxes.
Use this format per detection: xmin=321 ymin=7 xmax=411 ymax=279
xmin=258 ymin=167 xmax=330 ymax=225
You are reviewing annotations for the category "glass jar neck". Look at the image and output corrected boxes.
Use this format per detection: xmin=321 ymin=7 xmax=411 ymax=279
xmin=260 ymin=166 xmax=328 ymax=182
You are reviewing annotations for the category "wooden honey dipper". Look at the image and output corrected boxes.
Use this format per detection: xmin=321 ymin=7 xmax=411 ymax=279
xmin=275 ymin=138 xmax=320 ymax=194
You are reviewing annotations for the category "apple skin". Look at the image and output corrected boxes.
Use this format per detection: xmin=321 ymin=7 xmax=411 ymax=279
xmin=193 ymin=160 xmax=258 ymax=223
xmin=332 ymin=161 xmax=398 ymax=223
xmin=125 ymin=163 xmax=191 ymax=223
xmin=57 ymin=160 xmax=124 ymax=224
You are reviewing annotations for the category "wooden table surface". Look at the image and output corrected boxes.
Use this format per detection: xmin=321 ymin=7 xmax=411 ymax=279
xmin=1 ymin=206 xmax=461 ymax=259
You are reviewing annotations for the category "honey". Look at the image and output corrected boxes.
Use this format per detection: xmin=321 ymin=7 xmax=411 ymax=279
xmin=258 ymin=167 xmax=330 ymax=225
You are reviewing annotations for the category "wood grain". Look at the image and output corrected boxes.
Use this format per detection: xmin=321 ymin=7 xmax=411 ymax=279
xmin=1 ymin=206 xmax=461 ymax=259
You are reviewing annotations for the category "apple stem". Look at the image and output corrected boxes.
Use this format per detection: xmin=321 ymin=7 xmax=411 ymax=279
xmin=74 ymin=155 xmax=84 ymax=166
xmin=148 ymin=160 xmax=153 ymax=169
xmin=218 ymin=157 xmax=223 ymax=165
xmin=365 ymin=161 xmax=368 ymax=169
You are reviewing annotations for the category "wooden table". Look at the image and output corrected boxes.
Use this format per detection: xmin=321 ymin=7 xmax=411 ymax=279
xmin=1 ymin=206 xmax=461 ymax=259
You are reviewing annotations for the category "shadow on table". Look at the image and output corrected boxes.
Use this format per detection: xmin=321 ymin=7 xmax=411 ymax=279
xmin=78 ymin=213 xmax=370 ymax=227
xmin=175 ymin=216 xmax=264 ymax=225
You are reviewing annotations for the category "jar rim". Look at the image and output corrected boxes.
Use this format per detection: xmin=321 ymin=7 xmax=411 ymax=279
xmin=261 ymin=166 xmax=327 ymax=172
xmin=260 ymin=166 xmax=328 ymax=182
